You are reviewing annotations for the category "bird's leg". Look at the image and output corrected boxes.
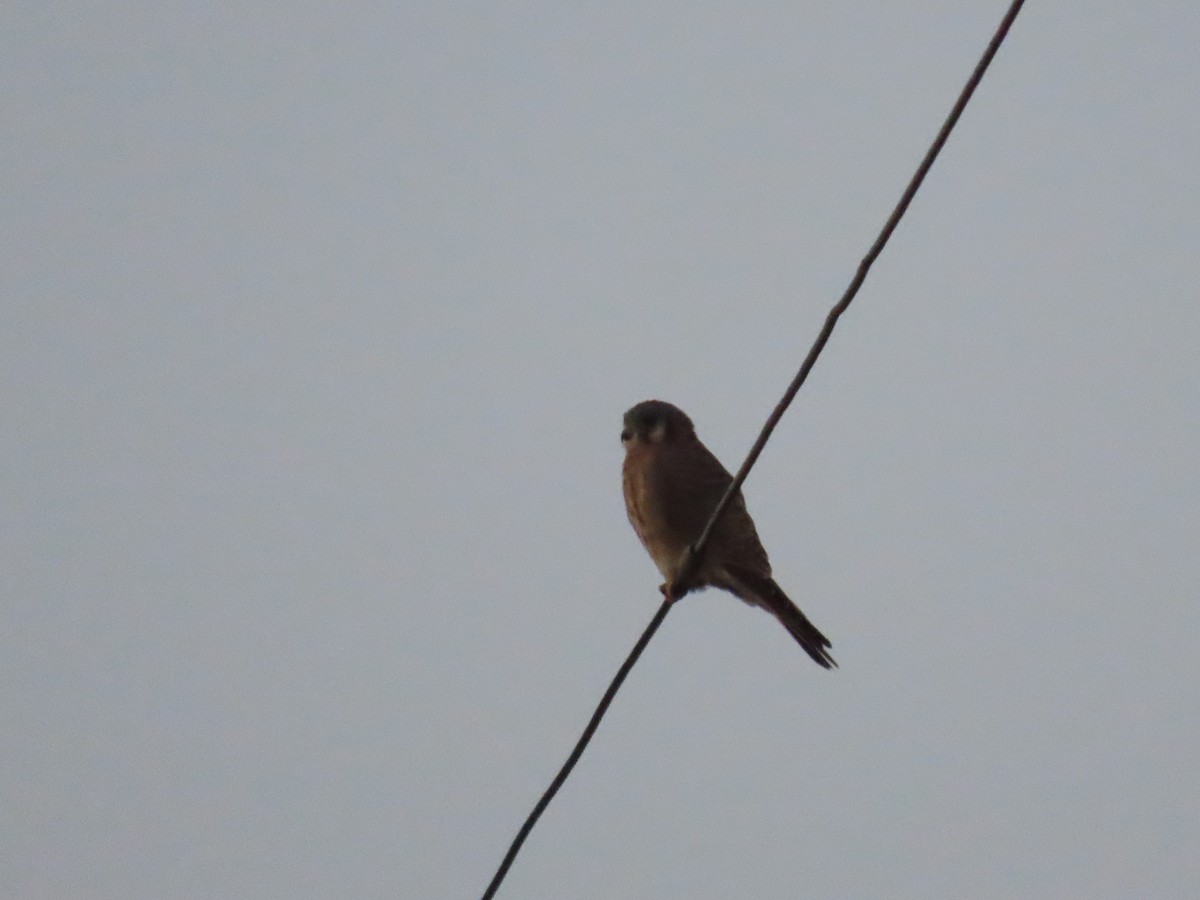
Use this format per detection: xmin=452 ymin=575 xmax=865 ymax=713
xmin=660 ymin=579 xmax=693 ymax=603
xmin=661 ymin=544 xmax=704 ymax=603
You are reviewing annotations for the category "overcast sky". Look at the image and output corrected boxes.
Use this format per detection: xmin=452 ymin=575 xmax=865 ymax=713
xmin=3 ymin=3 xmax=1199 ymax=898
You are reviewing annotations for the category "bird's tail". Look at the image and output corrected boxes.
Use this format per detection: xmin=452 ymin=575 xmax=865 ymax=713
xmin=721 ymin=564 xmax=836 ymax=669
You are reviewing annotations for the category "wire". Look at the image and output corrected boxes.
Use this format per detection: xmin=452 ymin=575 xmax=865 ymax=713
xmin=479 ymin=597 xmax=672 ymax=900
xmin=480 ymin=1 xmax=1026 ymax=896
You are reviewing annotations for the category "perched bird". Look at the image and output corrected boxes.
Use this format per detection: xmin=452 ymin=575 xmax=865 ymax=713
xmin=621 ymin=399 xmax=835 ymax=669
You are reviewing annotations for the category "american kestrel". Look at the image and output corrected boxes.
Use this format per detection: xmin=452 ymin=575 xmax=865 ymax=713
xmin=621 ymin=400 xmax=835 ymax=669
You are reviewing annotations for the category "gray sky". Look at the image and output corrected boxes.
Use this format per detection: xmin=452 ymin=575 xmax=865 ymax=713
xmin=4 ymin=3 xmax=1199 ymax=898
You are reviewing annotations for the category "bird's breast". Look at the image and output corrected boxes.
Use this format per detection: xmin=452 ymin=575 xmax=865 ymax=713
xmin=622 ymin=446 xmax=691 ymax=579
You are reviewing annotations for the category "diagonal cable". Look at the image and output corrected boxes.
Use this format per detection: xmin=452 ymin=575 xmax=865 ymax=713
xmin=679 ymin=0 xmax=1027 ymax=590
xmin=481 ymin=2 xmax=1026 ymax=896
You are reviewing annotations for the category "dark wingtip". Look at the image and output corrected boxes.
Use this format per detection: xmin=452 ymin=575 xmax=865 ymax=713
xmin=721 ymin=564 xmax=837 ymax=670
xmin=805 ymin=642 xmax=838 ymax=670
xmin=770 ymin=593 xmax=836 ymax=670
xmin=778 ymin=598 xmax=837 ymax=670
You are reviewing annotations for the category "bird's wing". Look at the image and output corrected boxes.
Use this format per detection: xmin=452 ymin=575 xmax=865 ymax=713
xmin=664 ymin=439 xmax=771 ymax=576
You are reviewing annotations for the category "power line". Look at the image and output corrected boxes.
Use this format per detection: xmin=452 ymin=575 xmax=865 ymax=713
xmin=480 ymin=2 xmax=1027 ymax=896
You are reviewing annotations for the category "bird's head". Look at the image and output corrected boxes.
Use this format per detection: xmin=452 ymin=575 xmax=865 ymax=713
xmin=621 ymin=400 xmax=695 ymax=448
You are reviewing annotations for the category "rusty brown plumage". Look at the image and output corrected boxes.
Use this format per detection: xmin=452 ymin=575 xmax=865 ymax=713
xmin=621 ymin=400 xmax=835 ymax=669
